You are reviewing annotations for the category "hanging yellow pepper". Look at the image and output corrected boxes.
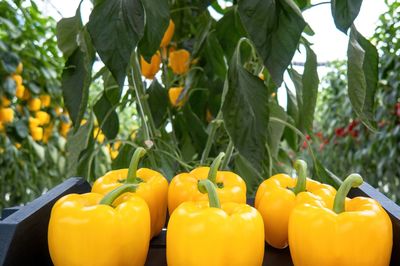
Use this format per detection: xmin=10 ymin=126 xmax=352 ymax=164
xmin=48 ymin=187 xmax=151 ymax=266
xmin=169 ymin=49 xmax=190 ymax=75
xmin=289 ymin=174 xmax=393 ymax=266
xmin=168 ymin=153 xmax=246 ymax=215
xmin=92 ymin=147 xmax=168 ymax=238
xmin=167 ymin=177 xmax=264 ymax=266
xmin=160 ymin=19 xmax=175 ymax=47
xmin=141 ymin=52 xmax=161 ymax=79
xmin=168 ymin=87 xmax=185 ymax=107
xmin=255 ymin=160 xmax=336 ymax=249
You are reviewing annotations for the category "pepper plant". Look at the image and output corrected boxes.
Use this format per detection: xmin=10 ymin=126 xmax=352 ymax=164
xmin=57 ymin=0 xmax=379 ymax=196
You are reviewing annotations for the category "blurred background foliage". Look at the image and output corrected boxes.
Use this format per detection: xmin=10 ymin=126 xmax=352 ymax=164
xmin=0 ymin=0 xmax=398 ymax=210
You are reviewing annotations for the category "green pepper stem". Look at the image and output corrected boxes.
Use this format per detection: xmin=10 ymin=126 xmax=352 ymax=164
xmin=333 ymin=174 xmax=363 ymax=214
xmin=99 ymin=184 xmax=139 ymax=206
xmin=198 ymin=179 xmax=221 ymax=208
xmin=207 ymin=152 xmax=225 ymax=184
xmin=126 ymin=147 xmax=147 ymax=183
xmin=292 ymin=159 xmax=308 ymax=195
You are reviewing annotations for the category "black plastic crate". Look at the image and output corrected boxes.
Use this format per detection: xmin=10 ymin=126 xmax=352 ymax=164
xmin=1 ymin=177 xmax=399 ymax=265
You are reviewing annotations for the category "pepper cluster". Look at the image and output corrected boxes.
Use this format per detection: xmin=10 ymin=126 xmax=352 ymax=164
xmin=48 ymin=147 xmax=393 ymax=266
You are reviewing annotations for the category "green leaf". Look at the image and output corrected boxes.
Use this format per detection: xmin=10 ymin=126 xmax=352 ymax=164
xmin=93 ymin=94 xmax=119 ymax=140
xmin=66 ymin=114 xmax=94 ymax=177
xmin=56 ymin=6 xmax=82 ymax=59
xmin=268 ymin=102 xmax=287 ymax=156
xmin=216 ymin=7 xmax=247 ymax=60
xmin=192 ymin=15 xmax=213 ymax=58
xmin=112 ymin=144 xmax=135 ymax=169
xmin=222 ymin=40 xmax=269 ymax=172
xmin=103 ymin=70 xmax=120 ymax=105
xmin=331 ymin=0 xmax=363 ymax=33
xmin=138 ymin=0 xmax=169 ymax=61
xmin=234 ymin=154 xmax=263 ymax=197
xmin=147 ymin=79 xmax=168 ymax=128
xmin=301 ymin=43 xmax=319 ymax=132
xmin=294 ymin=0 xmax=310 ymax=9
xmin=87 ymin=0 xmax=144 ymax=88
xmin=61 ymin=28 xmax=95 ymax=127
xmin=347 ymin=26 xmax=378 ymax=130
xmin=2 ymin=76 xmax=16 ymax=97
xmin=238 ymin=0 xmax=306 ymax=86
xmin=204 ymin=31 xmax=227 ymax=80
xmin=182 ymin=104 xmax=208 ymax=153
xmin=0 ymin=51 xmax=19 ymax=74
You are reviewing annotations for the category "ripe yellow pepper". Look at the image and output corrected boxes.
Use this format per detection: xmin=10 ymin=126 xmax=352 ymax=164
xmin=160 ymin=19 xmax=175 ymax=47
xmin=169 ymin=49 xmax=190 ymax=75
xmin=289 ymin=174 xmax=393 ymax=266
xmin=40 ymin=94 xmax=51 ymax=108
xmin=1 ymin=96 xmax=11 ymax=107
xmin=35 ymin=111 xmax=51 ymax=126
xmin=168 ymin=87 xmax=185 ymax=107
xmin=0 ymin=108 xmax=14 ymax=123
xmin=42 ymin=124 xmax=53 ymax=144
xmin=16 ymin=85 xmax=25 ymax=99
xmin=59 ymin=120 xmax=71 ymax=138
xmin=92 ymin=147 xmax=168 ymax=238
xmin=168 ymin=153 xmax=246 ymax=215
xmin=255 ymin=160 xmax=336 ymax=248
xmin=48 ymin=191 xmax=150 ymax=266
xmin=28 ymin=98 xmax=41 ymax=112
xmin=141 ymin=52 xmax=161 ymax=79
xmin=11 ymin=74 xmax=22 ymax=86
xmin=30 ymin=126 xmax=43 ymax=141
xmin=167 ymin=178 xmax=264 ymax=266
xmin=16 ymin=62 xmax=23 ymax=74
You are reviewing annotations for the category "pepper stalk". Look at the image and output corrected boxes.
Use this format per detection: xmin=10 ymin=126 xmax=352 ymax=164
xmin=333 ymin=174 xmax=363 ymax=214
xmin=292 ymin=159 xmax=308 ymax=195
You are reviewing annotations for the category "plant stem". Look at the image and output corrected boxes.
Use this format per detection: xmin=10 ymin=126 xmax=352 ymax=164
xmin=221 ymin=141 xmax=234 ymax=169
xmin=198 ymin=179 xmax=221 ymax=208
xmin=126 ymin=147 xmax=146 ymax=183
xmin=99 ymin=184 xmax=139 ymax=206
xmin=207 ymin=152 xmax=225 ymax=184
xmin=200 ymin=113 xmax=223 ymax=165
xmin=333 ymin=174 xmax=363 ymax=214
xmin=292 ymin=159 xmax=307 ymax=195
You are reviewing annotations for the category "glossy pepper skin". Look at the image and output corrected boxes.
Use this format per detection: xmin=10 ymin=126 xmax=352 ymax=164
xmin=168 ymin=153 xmax=246 ymax=215
xmin=169 ymin=49 xmax=190 ymax=75
xmin=255 ymin=160 xmax=336 ymax=249
xmin=140 ymin=52 xmax=161 ymax=79
xmin=92 ymin=148 xmax=168 ymax=238
xmin=289 ymin=174 xmax=392 ymax=266
xmin=48 ymin=192 xmax=150 ymax=266
xmin=167 ymin=179 xmax=264 ymax=266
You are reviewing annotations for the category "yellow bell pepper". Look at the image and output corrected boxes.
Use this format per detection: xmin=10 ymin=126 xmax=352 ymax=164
xmin=28 ymin=98 xmax=41 ymax=112
xmin=168 ymin=153 xmax=246 ymax=215
xmin=169 ymin=49 xmax=190 ymax=75
xmin=48 ymin=190 xmax=150 ymax=266
xmin=35 ymin=111 xmax=51 ymax=126
xmin=255 ymin=160 xmax=336 ymax=249
xmin=289 ymin=174 xmax=393 ymax=266
xmin=168 ymin=87 xmax=185 ymax=107
xmin=1 ymin=96 xmax=11 ymax=107
xmin=0 ymin=108 xmax=14 ymax=124
xmin=11 ymin=74 xmax=22 ymax=86
xmin=40 ymin=94 xmax=51 ymax=108
xmin=160 ymin=19 xmax=175 ymax=47
xmin=30 ymin=126 xmax=43 ymax=141
xmin=141 ymin=52 xmax=161 ymax=79
xmin=92 ymin=147 xmax=168 ymax=238
xmin=167 ymin=178 xmax=264 ymax=266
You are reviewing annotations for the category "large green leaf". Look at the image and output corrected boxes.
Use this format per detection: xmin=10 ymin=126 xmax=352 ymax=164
xmin=238 ymin=0 xmax=306 ymax=86
xmin=268 ymin=102 xmax=287 ymax=156
xmin=61 ymin=28 xmax=95 ymax=127
xmin=66 ymin=114 xmax=94 ymax=177
xmin=216 ymin=7 xmax=247 ymax=60
xmin=139 ymin=0 xmax=169 ymax=61
xmin=347 ymin=26 xmax=378 ymax=130
xmin=87 ymin=0 xmax=144 ymax=88
xmin=183 ymin=104 xmax=208 ymax=154
xmin=234 ymin=154 xmax=263 ymax=197
xmin=301 ymin=43 xmax=319 ymax=132
xmin=204 ymin=31 xmax=227 ymax=80
xmin=56 ymin=6 xmax=82 ymax=59
xmin=331 ymin=0 xmax=363 ymax=33
xmin=147 ymin=79 xmax=168 ymax=128
xmin=93 ymin=94 xmax=119 ymax=139
xmin=222 ymin=40 xmax=269 ymax=172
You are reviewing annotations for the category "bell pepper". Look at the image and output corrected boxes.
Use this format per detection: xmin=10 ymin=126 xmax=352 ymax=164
xmin=169 ymin=49 xmax=190 ymax=75
xmin=92 ymin=147 xmax=168 ymax=238
xmin=168 ymin=87 xmax=185 ymax=107
xmin=48 ymin=187 xmax=151 ymax=266
xmin=167 ymin=178 xmax=264 ymax=266
xmin=140 ymin=52 xmax=161 ymax=79
xmin=168 ymin=152 xmax=246 ymax=215
xmin=255 ymin=160 xmax=336 ymax=249
xmin=160 ymin=19 xmax=175 ymax=47
xmin=289 ymin=174 xmax=393 ymax=266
